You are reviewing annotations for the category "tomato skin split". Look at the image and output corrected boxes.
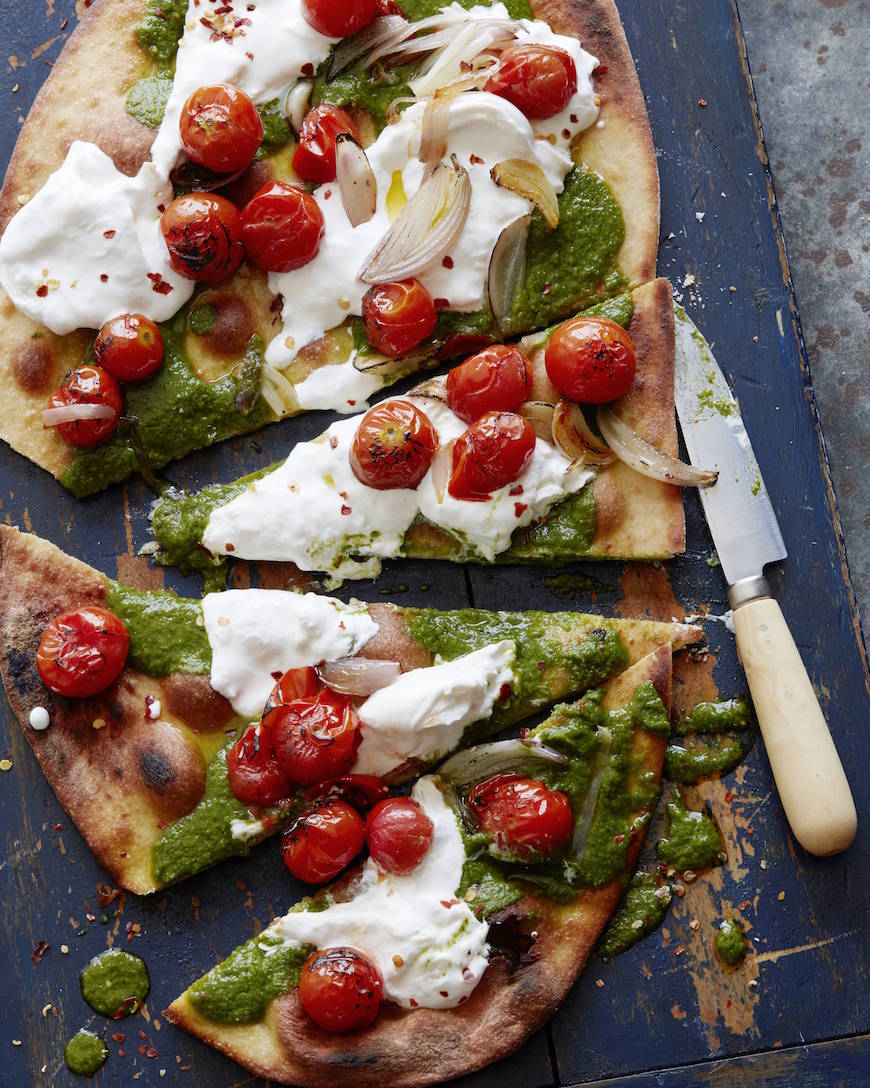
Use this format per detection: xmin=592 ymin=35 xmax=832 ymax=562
xmin=484 ymin=45 xmax=577 ymax=120
xmin=226 ymin=723 xmax=291 ymax=807
xmin=293 ymin=104 xmax=360 ymax=184
xmin=269 ymin=689 xmax=361 ymax=787
xmin=467 ymin=773 xmax=573 ymax=861
xmin=179 ymin=83 xmax=263 ymax=175
xmin=448 ymin=411 xmax=536 ymax=501
xmin=36 ymin=606 xmax=130 ymax=698
xmin=281 ymin=800 xmax=365 ymax=883
xmin=361 ymin=279 xmax=437 ymax=359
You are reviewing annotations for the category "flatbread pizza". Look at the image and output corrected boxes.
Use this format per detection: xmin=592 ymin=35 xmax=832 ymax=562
xmin=0 ymin=524 xmax=698 ymax=894
xmin=165 ymin=646 xmax=672 ymax=1086
xmin=0 ymin=0 xmax=659 ymax=498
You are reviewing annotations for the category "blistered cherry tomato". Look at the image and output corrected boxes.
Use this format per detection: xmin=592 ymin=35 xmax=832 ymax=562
xmin=303 ymin=774 xmax=390 ymax=812
xmin=270 ymin=689 xmax=360 ymax=787
xmin=484 ymin=45 xmax=577 ymax=119
xmin=293 ymin=103 xmax=360 ymax=184
xmin=448 ymin=410 xmax=535 ymax=500
xmin=301 ymin=0 xmax=377 ymax=39
xmin=361 ymin=279 xmax=438 ymax=359
xmin=240 ymin=181 xmax=324 ymax=273
xmin=227 ymin=723 xmax=291 ymax=807
xmin=179 ymin=84 xmax=263 ymax=175
xmin=446 ymin=344 xmax=532 ymax=423
xmin=94 ymin=313 xmax=164 ymax=382
xmin=350 ymin=399 xmax=438 ymax=490
xmin=161 ymin=192 xmax=244 ymax=283
xmin=299 ymin=947 xmax=382 ymax=1033
xmin=468 ymin=773 xmax=573 ymax=861
xmin=365 ymin=797 xmax=434 ymax=875
xmin=262 ymin=666 xmax=322 ymax=723
xmin=544 ymin=316 xmax=636 ymax=403
xmin=36 ymin=606 xmax=129 ymax=698
xmin=45 ymin=365 xmax=122 ymax=448
xmin=282 ymin=800 xmax=365 ymax=883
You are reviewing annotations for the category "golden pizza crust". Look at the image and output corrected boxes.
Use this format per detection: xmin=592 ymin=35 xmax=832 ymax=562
xmin=0 ymin=0 xmax=659 ymax=486
xmin=0 ymin=526 xmax=697 ymax=893
xmin=165 ymin=646 xmax=671 ymax=1087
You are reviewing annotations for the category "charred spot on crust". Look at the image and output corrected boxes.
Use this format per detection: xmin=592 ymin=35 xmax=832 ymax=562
xmin=12 ymin=338 xmax=54 ymax=392
xmin=140 ymin=748 xmax=174 ymax=793
xmin=6 ymin=647 xmax=41 ymax=696
xmin=159 ymin=674 xmax=234 ymax=732
xmin=486 ymin=910 xmax=539 ymax=976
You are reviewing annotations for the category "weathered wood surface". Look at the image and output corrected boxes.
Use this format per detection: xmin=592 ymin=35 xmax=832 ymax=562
xmin=0 ymin=1 xmax=867 ymax=1086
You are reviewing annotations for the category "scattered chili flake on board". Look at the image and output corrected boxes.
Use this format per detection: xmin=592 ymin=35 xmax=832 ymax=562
xmin=698 ymin=98 xmax=707 ymax=107
xmin=31 ymin=940 xmax=50 ymax=963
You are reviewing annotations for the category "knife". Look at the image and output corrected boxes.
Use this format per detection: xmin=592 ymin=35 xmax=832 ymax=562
xmin=673 ymin=305 xmax=857 ymax=856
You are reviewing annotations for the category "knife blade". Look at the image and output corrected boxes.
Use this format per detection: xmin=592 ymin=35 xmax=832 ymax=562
xmin=673 ymin=305 xmax=856 ymax=856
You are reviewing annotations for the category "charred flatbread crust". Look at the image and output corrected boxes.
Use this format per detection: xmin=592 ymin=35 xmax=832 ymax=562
xmin=0 ymin=0 xmax=659 ymax=487
xmin=0 ymin=526 xmax=696 ymax=893
xmin=165 ymin=646 xmax=671 ymax=1087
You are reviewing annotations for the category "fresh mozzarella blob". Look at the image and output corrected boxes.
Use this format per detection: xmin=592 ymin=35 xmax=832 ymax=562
xmin=199 ymin=396 xmax=592 ymax=577
xmin=0 ymin=147 xmax=192 ymax=334
xmin=273 ymin=776 xmax=490 ymax=1008
xmin=354 ymin=640 xmax=516 ymax=774
xmin=202 ymin=589 xmax=378 ymax=718
xmin=266 ymin=91 xmax=571 ymax=367
xmin=150 ymin=0 xmax=337 ymax=175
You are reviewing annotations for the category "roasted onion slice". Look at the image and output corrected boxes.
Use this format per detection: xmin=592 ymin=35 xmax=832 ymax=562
xmin=42 ymin=404 xmax=115 ymax=426
xmin=336 ymin=134 xmax=377 ymax=226
xmin=491 ymin=159 xmax=559 ymax=229
xmin=487 ymin=214 xmax=530 ymax=334
xmin=597 ymin=407 xmax=718 ymax=486
xmin=317 ymin=657 xmax=402 ymax=696
xmin=552 ymin=399 xmax=615 ymax=465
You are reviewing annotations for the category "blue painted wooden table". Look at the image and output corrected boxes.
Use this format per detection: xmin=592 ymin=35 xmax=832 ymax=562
xmin=0 ymin=1 xmax=867 ymax=1086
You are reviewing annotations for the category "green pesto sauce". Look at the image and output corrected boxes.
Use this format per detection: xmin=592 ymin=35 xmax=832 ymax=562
xmin=188 ymin=931 xmax=313 ymax=1023
xmin=505 ymin=485 xmax=597 ymax=562
xmin=151 ymin=463 xmax=277 ymax=582
xmin=107 ymin=582 xmax=210 ymax=676
xmin=257 ymin=99 xmax=292 ymax=156
xmin=188 ymin=301 xmax=218 ymax=336
xmin=597 ymin=872 xmax=671 ymax=960
xmin=404 ymin=607 xmax=629 ymax=735
xmin=457 ymin=682 xmax=670 ymax=911
xmin=544 ymin=570 xmax=613 ymax=598
xmin=153 ymin=743 xmax=295 ymax=886
xmin=656 ymin=796 xmax=721 ymax=873
xmin=674 ymin=698 xmax=753 ymax=736
xmin=715 ymin=918 xmax=747 ymax=965
xmin=80 ymin=949 xmax=150 ymax=1018
xmin=125 ymin=75 xmax=173 ymax=127
xmin=664 ymin=735 xmax=748 ymax=785
xmin=136 ymin=0 xmax=188 ymax=71
xmin=64 ymin=1030 xmax=108 ymax=1077
xmin=60 ymin=322 xmax=274 ymax=498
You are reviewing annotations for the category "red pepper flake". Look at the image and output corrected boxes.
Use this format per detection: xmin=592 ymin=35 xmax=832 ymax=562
xmin=442 ymin=255 xmax=454 ymax=269
xmin=674 ymin=945 xmax=685 ymax=956
xmin=434 ymin=297 xmax=450 ymax=308
xmin=54 ymin=822 xmax=63 ymax=831
xmin=469 ymin=154 xmax=484 ymax=165
xmin=698 ymin=98 xmax=707 ymax=108
xmin=36 ymin=285 xmax=48 ymax=297
xmin=596 ymin=64 xmax=608 ymax=74
xmin=537 ymin=661 xmax=546 ymax=670
xmin=147 ymin=1047 xmax=159 ymax=1059
xmin=439 ymin=990 xmax=449 ymax=997
xmin=726 ymin=999 xmax=732 ymax=1007
xmin=440 ymin=898 xmax=459 ymax=908
xmin=302 ymin=62 xmax=314 ymax=76
xmin=225 ymin=542 xmax=235 ymax=553
xmin=614 ymin=833 xmax=625 ymax=843
xmin=112 ymin=1032 xmax=125 ymax=1045
xmin=100 ymin=273 xmax=109 ymax=283
xmin=509 ymin=484 xmax=523 ymax=496
xmin=514 ymin=502 xmax=528 ymax=517
xmin=31 ymin=939 xmax=50 ymax=964
xmin=103 ymin=229 xmax=116 ymax=239
xmin=97 ymin=883 xmax=120 ymax=907
xmin=329 ymin=435 xmax=339 ymax=449
xmin=498 ymin=682 xmax=512 ymax=701
xmin=118 ymin=1049 xmax=126 ymax=1057
xmin=542 ymin=282 xmax=551 ymax=295
xmin=724 ymin=791 xmax=734 ymax=802
xmin=180 ymin=1066 xmax=193 ymax=1072
xmin=340 ymin=504 xmax=352 ymax=516
xmin=147 ymin=272 xmax=173 ymax=295
xmin=410 ymin=998 xmax=418 ymax=1007
xmin=562 ymin=128 xmax=571 ymax=140
xmin=157 ymin=203 xmax=166 ymax=214
xmin=138 ymin=1030 xmax=148 ymax=1042
xmin=270 ymin=293 xmax=284 ymax=313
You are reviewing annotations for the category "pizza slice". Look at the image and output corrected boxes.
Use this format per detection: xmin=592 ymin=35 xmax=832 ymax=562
xmin=0 ymin=524 xmax=698 ymax=894
xmin=164 ymin=645 xmax=672 ymax=1086
xmin=150 ymin=277 xmax=686 ymax=587
xmin=0 ymin=0 xmax=658 ymax=496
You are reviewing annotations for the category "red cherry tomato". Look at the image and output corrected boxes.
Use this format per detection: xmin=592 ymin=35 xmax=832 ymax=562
xmin=298 ymin=947 xmax=383 ymax=1033
xmin=446 ymin=344 xmax=533 ymax=423
xmin=293 ymin=103 xmax=360 ymax=184
xmin=361 ymin=279 xmax=438 ymax=359
xmin=179 ymin=84 xmax=263 ymax=175
xmin=45 ymin=365 xmax=122 ymax=448
xmin=484 ymin=45 xmax=577 ymax=120
xmin=281 ymin=800 xmax=365 ymax=883
xmin=94 ymin=313 xmax=164 ymax=382
xmin=365 ymin=797 xmax=434 ymax=875
xmin=303 ymin=774 xmax=390 ymax=812
xmin=467 ymin=773 xmax=573 ymax=861
xmin=301 ymin=0 xmax=377 ymax=39
xmin=36 ymin=606 xmax=129 ymax=698
xmin=544 ymin=316 xmax=637 ymax=404
xmin=240 ymin=181 xmax=324 ymax=273
xmin=270 ymin=689 xmax=360 ymax=787
xmin=350 ymin=399 xmax=438 ymax=490
xmin=448 ymin=410 xmax=536 ymax=501
xmin=262 ymin=666 xmax=322 ymax=722
xmin=161 ymin=192 xmax=244 ymax=283
xmin=227 ymin=723 xmax=291 ymax=807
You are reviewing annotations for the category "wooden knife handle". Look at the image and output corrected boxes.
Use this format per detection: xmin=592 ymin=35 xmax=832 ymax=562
xmin=731 ymin=595 xmax=857 ymax=856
